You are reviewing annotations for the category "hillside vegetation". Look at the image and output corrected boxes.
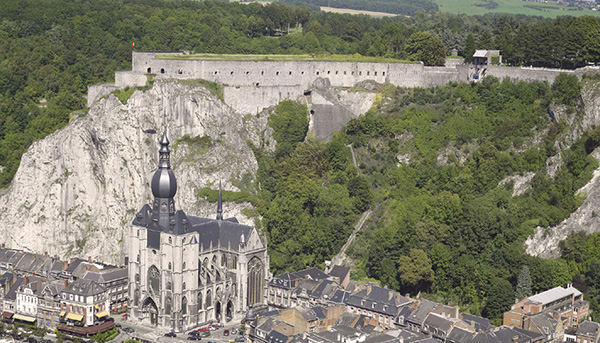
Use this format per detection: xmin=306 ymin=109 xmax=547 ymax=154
xmin=248 ymin=75 xmax=600 ymax=325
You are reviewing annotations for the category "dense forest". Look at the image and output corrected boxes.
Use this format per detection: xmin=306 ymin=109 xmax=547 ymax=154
xmin=247 ymin=74 xmax=600 ymax=324
xmin=3 ymin=0 xmax=600 ymax=324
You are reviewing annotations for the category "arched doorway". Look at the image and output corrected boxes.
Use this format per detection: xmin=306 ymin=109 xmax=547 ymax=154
xmin=215 ymin=302 xmax=221 ymax=322
xmin=142 ymin=297 xmax=159 ymax=326
xmin=226 ymin=301 xmax=234 ymax=322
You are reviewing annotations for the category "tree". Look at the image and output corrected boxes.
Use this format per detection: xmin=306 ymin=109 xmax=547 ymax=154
xmin=398 ymin=248 xmax=435 ymax=292
xmin=268 ymin=100 xmax=309 ymax=158
xmin=552 ymin=73 xmax=580 ymax=106
xmin=483 ymin=277 xmax=514 ymax=323
xmin=516 ymin=265 xmax=532 ymax=300
xmin=404 ymin=31 xmax=447 ymax=66
xmin=464 ymin=33 xmax=475 ymax=62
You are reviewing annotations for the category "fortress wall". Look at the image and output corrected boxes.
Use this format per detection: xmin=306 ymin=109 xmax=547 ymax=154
xmin=485 ymin=66 xmax=576 ymax=83
xmin=223 ymin=85 xmax=305 ymax=114
xmin=115 ymin=71 xmax=148 ymax=88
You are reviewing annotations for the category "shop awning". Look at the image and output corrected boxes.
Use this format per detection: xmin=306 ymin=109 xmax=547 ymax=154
xmin=95 ymin=311 xmax=109 ymax=318
xmin=66 ymin=313 xmax=83 ymax=321
xmin=13 ymin=314 xmax=36 ymax=322
xmin=2 ymin=312 xmax=13 ymax=318
xmin=59 ymin=311 xmax=65 ymax=317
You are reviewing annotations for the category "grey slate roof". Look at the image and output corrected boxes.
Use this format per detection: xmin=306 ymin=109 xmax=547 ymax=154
xmin=64 ymin=278 xmax=106 ymax=297
xmin=462 ymin=313 xmax=492 ymax=332
xmin=447 ymin=327 xmax=475 ymax=343
xmin=576 ymin=321 xmax=600 ymax=338
xmin=347 ymin=286 xmax=412 ymax=317
xmin=362 ymin=334 xmax=398 ymax=343
xmin=270 ymin=272 xmax=298 ymax=289
xmin=328 ymin=266 xmax=350 ymax=280
xmin=528 ymin=313 xmax=558 ymax=336
xmin=330 ymin=289 xmax=352 ymax=304
xmin=83 ymin=267 xmax=128 ymax=284
xmin=423 ymin=313 xmax=453 ymax=337
xmin=407 ymin=299 xmax=439 ymax=325
xmin=5 ymin=277 xmax=24 ymax=301
xmin=312 ymin=306 xmax=326 ymax=320
xmin=266 ymin=329 xmax=289 ymax=343
xmin=294 ymin=268 xmax=330 ymax=281
xmin=470 ymin=327 xmax=539 ymax=343
xmin=65 ymin=258 xmax=86 ymax=274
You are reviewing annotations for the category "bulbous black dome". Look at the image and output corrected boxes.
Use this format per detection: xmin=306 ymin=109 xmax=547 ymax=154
xmin=151 ymin=167 xmax=177 ymax=198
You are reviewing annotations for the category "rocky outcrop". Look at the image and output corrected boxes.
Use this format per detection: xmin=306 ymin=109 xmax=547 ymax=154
xmin=0 ymin=80 xmax=271 ymax=264
xmin=526 ymin=80 xmax=600 ymax=258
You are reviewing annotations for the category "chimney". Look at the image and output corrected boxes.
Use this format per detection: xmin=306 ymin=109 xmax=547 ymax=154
xmin=367 ymin=285 xmax=372 ymax=295
xmin=1 ymin=244 xmax=4 ymax=248
xmin=511 ymin=336 xmax=519 ymax=343
xmin=25 ymin=276 xmax=29 ymax=285
xmin=62 ymin=261 xmax=68 ymax=270
xmin=64 ymin=279 xmax=68 ymax=287
xmin=88 ymin=256 xmax=92 ymax=263
xmin=454 ymin=305 xmax=459 ymax=319
xmin=389 ymin=291 xmax=393 ymax=300
xmin=44 ymin=252 xmax=48 ymax=256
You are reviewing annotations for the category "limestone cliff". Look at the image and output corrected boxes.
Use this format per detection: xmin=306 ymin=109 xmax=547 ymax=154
xmin=526 ymin=80 xmax=600 ymax=258
xmin=0 ymin=80 xmax=271 ymax=264
xmin=0 ymin=78 xmax=376 ymax=265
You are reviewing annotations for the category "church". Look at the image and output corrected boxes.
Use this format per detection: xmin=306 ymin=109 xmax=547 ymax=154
xmin=128 ymin=131 xmax=270 ymax=331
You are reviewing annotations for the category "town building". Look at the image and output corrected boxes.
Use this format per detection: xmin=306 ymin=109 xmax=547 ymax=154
xmin=575 ymin=320 xmax=600 ymax=343
xmin=128 ymin=131 xmax=270 ymax=331
xmin=503 ymin=285 xmax=589 ymax=330
xmin=56 ymin=278 xmax=113 ymax=336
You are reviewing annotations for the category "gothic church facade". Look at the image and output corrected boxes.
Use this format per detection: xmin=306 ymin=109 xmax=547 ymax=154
xmin=128 ymin=131 xmax=270 ymax=331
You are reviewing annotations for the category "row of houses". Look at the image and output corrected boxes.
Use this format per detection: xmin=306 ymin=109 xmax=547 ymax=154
xmin=0 ymin=247 xmax=127 ymax=336
xmin=251 ymin=266 xmax=597 ymax=343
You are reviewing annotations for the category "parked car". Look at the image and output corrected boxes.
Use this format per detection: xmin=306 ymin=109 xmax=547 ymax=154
xmin=115 ymin=324 xmax=122 ymax=328
xmin=198 ymin=327 xmax=210 ymax=332
xmin=187 ymin=336 xmax=201 ymax=341
xmin=164 ymin=332 xmax=177 ymax=338
xmin=215 ymin=323 xmax=224 ymax=328
xmin=123 ymin=328 xmax=135 ymax=333
xmin=224 ymin=330 xmax=229 ymax=336
xmin=235 ymin=337 xmax=245 ymax=343
xmin=188 ymin=331 xmax=200 ymax=336
xmin=201 ymin=332 xmax=211 ymax=338
xmin=207 ymin=340 xmax=217 ymax=343
xmin=231 ymin=329 xmax=238 ymax=335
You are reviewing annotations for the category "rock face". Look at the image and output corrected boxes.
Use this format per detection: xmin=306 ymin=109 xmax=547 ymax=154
xmin=0 ymin=80 xmax=271 ymax=264
xmin=526 ymin=81 xmax=600 ymax=258
xmin=0 ymin=78 xmax=376 ymax=265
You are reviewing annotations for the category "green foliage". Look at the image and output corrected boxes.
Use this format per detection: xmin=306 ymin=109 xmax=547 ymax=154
xmin=345 ymin=78 xmax=597 ymax=320
xmin=404 ymin=32 xmax=447 ymax=66
xmin=280 ymin=0 xmax=438 ymax=16
xmin=112 ymin=87 xmax=136 ymax=104
xmin=268 ymin=100 xmax=309 ymax=158
xmin=464 ymin=34 xmax=475 ymax=62
xmin=552 ymin=73 xmax=581 ymax=106
xmin=124 ymin=340 xmax=142 ymax=343
xmin=515 ymin=265 xmax=532 ymax=300
xmin=180 ymin=79 xmax=223 ymax=101
xmin=90 ymin=329 xmax=117 ymax=343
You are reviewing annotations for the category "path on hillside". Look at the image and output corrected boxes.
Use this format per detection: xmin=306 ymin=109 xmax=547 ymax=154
xmin=327 ymin=209 xmax=372 ymax=272
xmin=347 ymin=144 xmax=359 ymax=173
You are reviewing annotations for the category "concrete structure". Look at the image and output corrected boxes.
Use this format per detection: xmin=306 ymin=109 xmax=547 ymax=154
xmin=128 ymin=131 xmax=270 ymax=331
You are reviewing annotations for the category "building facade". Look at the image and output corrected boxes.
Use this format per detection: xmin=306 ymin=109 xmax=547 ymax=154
xmin=128 ymin=131 xmax=270 ymax=331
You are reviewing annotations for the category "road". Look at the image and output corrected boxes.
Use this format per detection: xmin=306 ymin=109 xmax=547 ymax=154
xmin=113 ymin=316 xmax=246 ymax=343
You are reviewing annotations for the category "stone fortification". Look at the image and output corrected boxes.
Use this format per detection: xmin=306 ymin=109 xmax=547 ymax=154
xmin=91 ymin=52 xmax=600 ymax=116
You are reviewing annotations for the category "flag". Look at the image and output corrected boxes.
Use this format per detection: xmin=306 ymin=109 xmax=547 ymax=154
xmin=131 ymin=42 xmax=135 ymax=47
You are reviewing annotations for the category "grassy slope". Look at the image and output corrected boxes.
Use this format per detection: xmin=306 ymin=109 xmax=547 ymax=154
xmin=436 ymin=0 xmax=600 ymax=18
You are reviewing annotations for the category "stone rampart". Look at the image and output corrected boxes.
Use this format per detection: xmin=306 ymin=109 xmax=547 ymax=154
xmin=89 ymin=51 xmax=600 ymax=115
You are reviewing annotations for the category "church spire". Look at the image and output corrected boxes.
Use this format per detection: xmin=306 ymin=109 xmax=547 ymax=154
xmin=217 ymin=180 xmax=223 ymax=220
xmin=151 ymin=129 xmax=177 ymax=230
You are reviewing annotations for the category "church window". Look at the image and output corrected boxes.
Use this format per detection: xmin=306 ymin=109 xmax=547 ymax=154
xmin=167 ymin=280 xmax=172 ymax=290
xmin=206 ymin=290 xmax=212 ymax=308
xmin=221 ymin=254 xmax=226 ymax=267
xmin=198 ymin=292 xmax=203 ymax=310
xmin=212 ymin=255 xmax=217 ymax=263
xmin=216 ymin=271 xmax=221 ymax=282
xmin=183 ymin=282 xmax=186 ymax=290
xmin=137 ymin=230 xmax=140 ymax=237
xmin=168 ymin=262 xmax=172 ymax=270
xmin=183 ymin=238 xmax=186 ymax=244
xmin=161 ymin=202 xmax=167 ymax=213
xmin=148 ymin=265 xmax=160 ymax=295
xmin=135 ymin=274 xmax=140 ymax=283
xmin=134 ymin=290 xmax=140 ymax=306
xmin=247 ymin=257 xmax=263 ymax=306
xmin=231 ymin=256 xmax=237 ymax=270
xmin=183 ymin=262 xmax=186 ymax=270
xmin=161 ymin=68 xmax=165 ymax=74
xmin=147 ymin=68 xmax=152 ymax=73
xmin=169 ymin=237 xmax=172 ymax=244
xmin=367 ymin=71 xmax=370 ymax=76
xmin=165 ymin=295 xmax=172 ymax=315
xmin=152 ymin=249 xmax=156 ymax=255
xmin=374 ymin=72 xmax=377 ymax=76
xmin=203 ymin=258 xmax=208 ymax=267
xmin=182 ymin=296 xmax=188 ymax=315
